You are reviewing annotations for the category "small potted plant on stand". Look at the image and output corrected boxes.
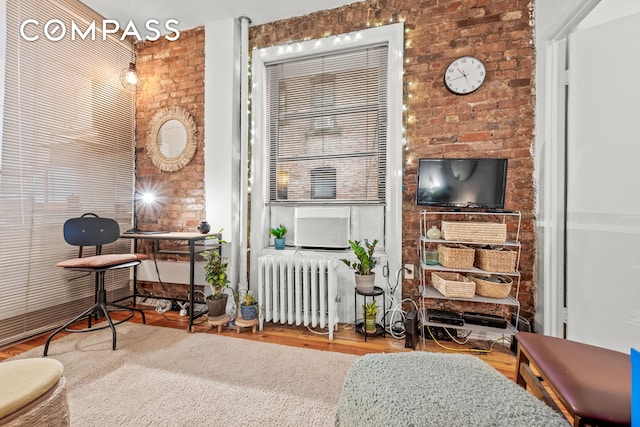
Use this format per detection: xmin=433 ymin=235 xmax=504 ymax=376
xmin=239 ymin=292 xmax=258 ymax=320
xmin=203 ymin=250 xmax=229 ymax=317
xmin=362 ymin=300 xmax=378 ymax=333
xmin=270 ymin=224 xmax=287 ymax=250
xmin=342 ymin=239 xmax=378 ymax=293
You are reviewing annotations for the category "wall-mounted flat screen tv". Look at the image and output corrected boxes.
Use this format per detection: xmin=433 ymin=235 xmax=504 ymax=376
xmin=416 ymin=158 xmax=508 ymax=209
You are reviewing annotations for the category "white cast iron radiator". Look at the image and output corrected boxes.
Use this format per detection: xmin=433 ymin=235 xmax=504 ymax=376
xmin=257 ymin=255 xmax=339 ymax=340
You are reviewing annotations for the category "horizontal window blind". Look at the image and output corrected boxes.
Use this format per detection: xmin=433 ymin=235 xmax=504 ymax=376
xmin=266 ymin=45 xmax=388 ymax=203
xmin=0 ymin=0 xmax=135 ymax=346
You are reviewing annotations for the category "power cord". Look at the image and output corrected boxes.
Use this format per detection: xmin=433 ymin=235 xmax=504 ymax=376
xmin=425 ymin=324 xmax=509 ymax=354
xmin=381 ymin=263 xmax=420 ymax=340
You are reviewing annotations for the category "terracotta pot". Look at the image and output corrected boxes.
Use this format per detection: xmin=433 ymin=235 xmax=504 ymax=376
xmin=355 ymin=273 xmax=375 ymax=294
xmin=206 ymin=294 xmax=228 ymax=317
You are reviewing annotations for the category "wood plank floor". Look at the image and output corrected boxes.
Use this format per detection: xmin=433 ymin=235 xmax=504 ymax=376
xmin=0 ymin=306 xmax=573 ymax=423
xmin=0 ymin=305 xmax=517 ymax=377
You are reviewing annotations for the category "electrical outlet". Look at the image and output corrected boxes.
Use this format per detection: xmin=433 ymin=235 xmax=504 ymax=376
xmin=404 ymin=263 xmax=415 ymax=280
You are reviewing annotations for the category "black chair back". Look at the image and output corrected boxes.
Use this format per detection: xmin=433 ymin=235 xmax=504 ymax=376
xmin=63 ymin=213 xmax=120 ymax=247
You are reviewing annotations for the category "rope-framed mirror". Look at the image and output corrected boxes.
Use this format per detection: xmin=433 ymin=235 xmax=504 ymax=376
xmin=146 ymin=106 xmax=198 ymax=172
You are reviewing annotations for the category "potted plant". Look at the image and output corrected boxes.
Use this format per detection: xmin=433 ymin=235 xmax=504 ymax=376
xmin=269 ymin=224 xmax=287 ymax=250
xmin=362 ymin=300 xmax=378 ymax=333
xmin=203 ymin=249 xmax=229 ymax=317
xmin=342 ymin=239 xmax=378 ymax=293
xmin=239 ymin=292 xmax=258 ymax=320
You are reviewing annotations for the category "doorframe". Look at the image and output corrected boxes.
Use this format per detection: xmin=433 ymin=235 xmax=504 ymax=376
xmin=535 ymin=0 xmax=600 ymax=337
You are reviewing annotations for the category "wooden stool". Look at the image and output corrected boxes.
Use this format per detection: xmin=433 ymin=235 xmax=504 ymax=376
xmin=515 ymin=332 xmax=631 ymax=426
xmin=207 ymin=314 xmax=231 ymax=333
xmin=235 ymin=316 xmax=258 ymax=334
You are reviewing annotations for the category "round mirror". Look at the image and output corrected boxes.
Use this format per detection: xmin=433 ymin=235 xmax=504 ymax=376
xmin=146 ymin=106 xmax=197 ymax=172
xmin=158 ymin=119 xmax=187 ymax=158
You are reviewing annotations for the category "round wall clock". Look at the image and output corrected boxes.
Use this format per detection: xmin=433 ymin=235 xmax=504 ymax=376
xmin=444 ymin=56 xmax=486 ymax=95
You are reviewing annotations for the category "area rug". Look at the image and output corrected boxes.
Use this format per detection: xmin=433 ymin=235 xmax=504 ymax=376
xmin=335 ymin=352 xmax=570 ymax=427
xmin=11 ymin=324 xmax=358 ymax=426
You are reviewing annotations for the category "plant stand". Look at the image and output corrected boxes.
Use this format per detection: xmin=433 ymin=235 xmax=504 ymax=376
xmin=354 ymin=286 xmax=386 ymax=342
xmin=235 ymin=316 xmax=258 ymax=334
xmin=207 ymin=314 xmax=231 ymax=333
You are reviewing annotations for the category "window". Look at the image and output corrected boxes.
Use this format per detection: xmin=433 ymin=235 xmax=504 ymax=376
xmin=310 ymin=167 xmax=337 ymax=200
xmin=250 ymin=23 xmax=404 ymax=286
xmin=266 ymin=45 xmax=388 ymax=204
xmin=0 ymin=0 xmax=135 ymax=346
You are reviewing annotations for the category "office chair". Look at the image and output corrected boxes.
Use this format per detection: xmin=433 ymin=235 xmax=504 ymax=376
xmin=44 ymin=213 xmax=146 ymax=356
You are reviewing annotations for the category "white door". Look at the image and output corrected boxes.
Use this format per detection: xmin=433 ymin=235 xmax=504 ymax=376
xmin=566 ymin=12 xmax=640 ymax=353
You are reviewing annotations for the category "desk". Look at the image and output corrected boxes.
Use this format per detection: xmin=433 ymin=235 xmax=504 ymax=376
xmin=119 ymin=232 xmax=220 ymax=332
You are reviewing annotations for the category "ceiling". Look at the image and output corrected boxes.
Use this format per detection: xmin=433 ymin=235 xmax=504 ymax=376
xmin=79 ymin=0 xmax=363 ymax=30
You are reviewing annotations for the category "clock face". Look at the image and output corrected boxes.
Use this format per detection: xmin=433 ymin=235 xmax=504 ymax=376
xmin=444 ymin=56 xmax=486 ymax=95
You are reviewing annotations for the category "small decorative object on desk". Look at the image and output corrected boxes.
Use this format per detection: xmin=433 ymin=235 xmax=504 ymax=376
xmin=426 ymin=225 xmax=442 ymax=240
xmin=197 ymin=221 xmax=211 ymax=234
xmin=269 ymin=224 xmax=287 ymax=250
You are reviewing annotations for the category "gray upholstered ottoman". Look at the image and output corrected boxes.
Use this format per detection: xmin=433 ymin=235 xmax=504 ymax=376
xmin=335 ymin=352 xmax=569 ymax=427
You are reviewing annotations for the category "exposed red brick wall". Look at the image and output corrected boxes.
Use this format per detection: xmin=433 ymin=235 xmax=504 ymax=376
xmin=250 ymin=0 xmax=537 ymax=322
xmin=134 ymin=27 xmax=206 ymax=299
xmin=135 ymin=27 xmax=206 ymax=235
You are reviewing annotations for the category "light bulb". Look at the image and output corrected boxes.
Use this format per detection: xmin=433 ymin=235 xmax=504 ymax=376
xmin=141 ymin=192 xmax=155 ymax=204
xmin=125 ymin=69 xmax=138 ymax=85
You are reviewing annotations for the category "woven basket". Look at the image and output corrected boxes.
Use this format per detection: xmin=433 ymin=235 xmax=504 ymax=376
xmin=468 ymin=274 xmax=513 ymax=299
xmin=475 ymin=247 xmax=517 ymax=272
xmin=441 ymin=221 xmax=507 ymax=244
xmin=431 ymin=272 xmax=476 ymax=298
xmin=438 ymin=244 xmax=475 ymax=270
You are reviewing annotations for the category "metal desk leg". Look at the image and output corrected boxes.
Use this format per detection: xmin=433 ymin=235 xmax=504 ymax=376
xmin=188 ymin=240 xmax=195 ymax=332
xmin=132 ymin=238 xmax=139 ymax=306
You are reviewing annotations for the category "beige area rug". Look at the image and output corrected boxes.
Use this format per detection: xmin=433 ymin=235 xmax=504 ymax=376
xmin=12 ymin=323 xmax=358 ymax=426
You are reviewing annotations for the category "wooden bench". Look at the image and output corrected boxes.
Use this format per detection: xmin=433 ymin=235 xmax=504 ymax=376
xmin=515 ymin=332 xmax=631 ymax=426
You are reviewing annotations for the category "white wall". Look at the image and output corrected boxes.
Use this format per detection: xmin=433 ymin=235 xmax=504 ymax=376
xmin=535 ymin=0 xmax=640 ymax=352
xmin=565 ymin=11 xmax=640 ymax=353
xmin=204 ymin=17 xmax=241 ymax=290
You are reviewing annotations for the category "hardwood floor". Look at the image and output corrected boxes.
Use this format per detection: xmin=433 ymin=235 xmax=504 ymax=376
xmin=0 ymin=306 xmax=574 ymax=424
xmin=0 ymin=305 xmax=517 ymax=377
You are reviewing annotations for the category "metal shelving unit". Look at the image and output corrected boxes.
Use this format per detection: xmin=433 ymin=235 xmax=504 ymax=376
xmin=418 ymin=210 xmax=522 ymax=337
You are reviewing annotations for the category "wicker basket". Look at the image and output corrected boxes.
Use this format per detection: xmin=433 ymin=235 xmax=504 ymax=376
xmin=475 ymin=247 xmax=517 ymax=272
xmin=441 ymin=221 xmax=507 ymax=244
xmin=468 ymin=274 xmax=513 ymax=299
xmin=431 ymin=272 xmax=476 ymax=298
xmin=438 ymin=244 xmax=475 ymax=270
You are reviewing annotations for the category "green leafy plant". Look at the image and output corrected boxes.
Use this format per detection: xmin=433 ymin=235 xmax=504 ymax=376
xmin=202 ymin=230 xmax=229 ymax=300
xmin=362 ymin=300 xmax=378 ymax=317
xmin=240 ymin=292 xmax=257 ymax=306
xmin=341 ymin=239 xmax=378 ymax=275
xmin=269 ymin=224 xmax=287 ymax=239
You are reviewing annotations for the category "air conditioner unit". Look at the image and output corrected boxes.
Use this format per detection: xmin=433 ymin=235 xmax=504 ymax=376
xmin=294 ymin=206 xmax=350 ymax=249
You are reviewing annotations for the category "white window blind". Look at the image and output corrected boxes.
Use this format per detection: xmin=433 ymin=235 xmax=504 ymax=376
xmin=266 ymin=45 xmax=388 ymax=204
xmin=0 ymin=0 xmax=135 ymax=346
